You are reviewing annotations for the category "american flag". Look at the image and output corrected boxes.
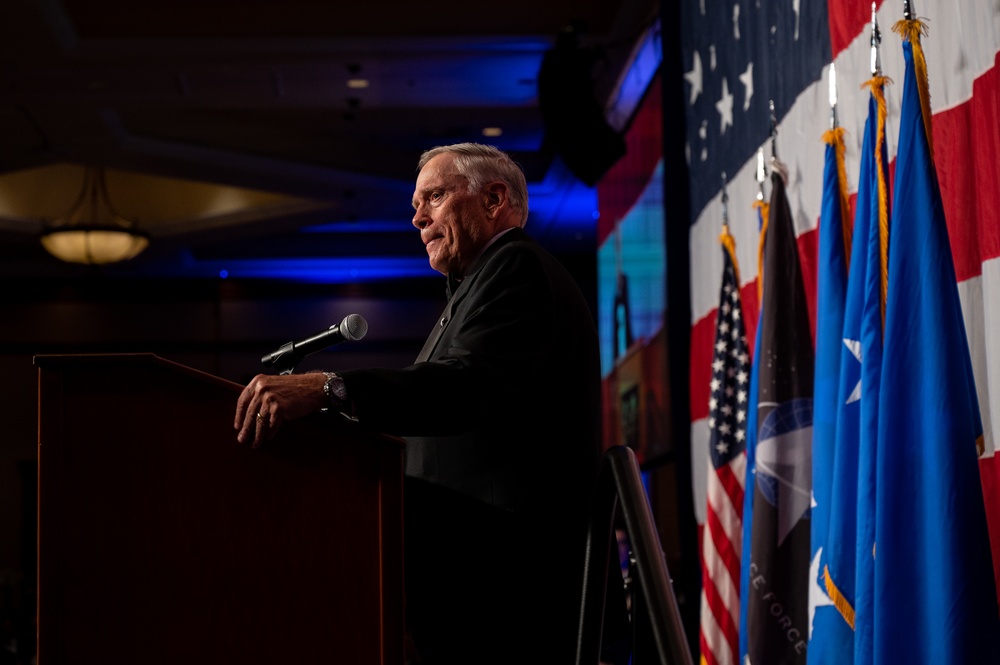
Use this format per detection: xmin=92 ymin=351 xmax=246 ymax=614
xmin=699 ymin=225 xmax=749 ymax=665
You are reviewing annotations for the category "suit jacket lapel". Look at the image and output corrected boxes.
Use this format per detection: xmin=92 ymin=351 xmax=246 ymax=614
xmin=414 ymin=229 xmax=527 ymax=363
xmin=416 ymin=303 xmax=451 ymax=363
xmin=415 ymin=275 xmax=462 ymax=362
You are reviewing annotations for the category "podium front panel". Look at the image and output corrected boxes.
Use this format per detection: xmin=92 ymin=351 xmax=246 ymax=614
xmin=36 ymin=354 xmax=403 ymax=665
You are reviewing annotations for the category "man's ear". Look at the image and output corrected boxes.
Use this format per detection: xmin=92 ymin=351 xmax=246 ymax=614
xmin=484 ymin=181 xmax=508 ymax=219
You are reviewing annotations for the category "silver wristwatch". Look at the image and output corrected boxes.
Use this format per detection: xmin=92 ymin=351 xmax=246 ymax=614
xmin=322 ymin=371 xmax=348 ymax=408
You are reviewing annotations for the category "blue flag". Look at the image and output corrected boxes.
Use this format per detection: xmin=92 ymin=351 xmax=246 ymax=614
xmin=851 ymin=78 xmax=890 ymax=665
xmin=812 ymin=71 xmax=891 ymax=665
xmin=870 ymin=31 xmax=1000 ymax=663
xmin=807 ymin=124 xmax=852 ymax=664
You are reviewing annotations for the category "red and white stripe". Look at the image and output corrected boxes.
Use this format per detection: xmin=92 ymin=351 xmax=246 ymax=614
xmin=699 ymin=450 xmax=746 ymax=665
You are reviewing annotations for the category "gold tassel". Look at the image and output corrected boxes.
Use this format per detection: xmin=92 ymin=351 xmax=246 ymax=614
xmin=719 ymin=223 xmax=742 ymax=286
xmin=822 ymin=126 xmax=854 ymax=268
xmin=753 ymin=200 xmax=769 ymax=308
xmin=893 ymin=18 xmax=934 ymax=160
xmin=823 ymin=564 xmax=857 ymax=630
xmin=861 ymin=75 xmax=892 ymax=330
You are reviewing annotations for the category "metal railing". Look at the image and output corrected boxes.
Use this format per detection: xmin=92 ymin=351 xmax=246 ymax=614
xmin=575 ymin=445 xmax=694 ymax=665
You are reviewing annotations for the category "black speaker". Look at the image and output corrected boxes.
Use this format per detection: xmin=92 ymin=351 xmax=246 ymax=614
xmin=537 ymin=30 xmax=627 ymax=187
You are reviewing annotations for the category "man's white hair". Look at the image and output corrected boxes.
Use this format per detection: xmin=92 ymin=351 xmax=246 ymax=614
xmin=417 ymin=143 xmax=529 ymax=227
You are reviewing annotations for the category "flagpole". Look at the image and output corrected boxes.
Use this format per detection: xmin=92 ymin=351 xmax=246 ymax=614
xmin=869 ymin=2 xmax=882 ymax=78
xmin=719 ymin=171 xmax=742 ymax=287
xmin=768 ymin=100 xmax=778 ymax=161
xmin=822 ymin=62 xmax=851 ymax=267
xmin=756 ymin=148 xmax=766 ymax=203
xmin=829 ymin=62 xmax=838 ymax=130
xmin=720 ymin=172 xmax=729 ymax=229
xmin=864 ymin=4 xmax=891 ymax=324
xmin=754 ymin=148 xmax=768 ymax=307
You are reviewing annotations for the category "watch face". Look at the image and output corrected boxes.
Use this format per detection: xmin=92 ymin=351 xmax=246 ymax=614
xmin=324 ymin=373 xmax=346 ymax=401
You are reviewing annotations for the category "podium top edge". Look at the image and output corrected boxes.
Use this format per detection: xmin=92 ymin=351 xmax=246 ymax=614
xmin=33 ymin=353 xmax=243 ymax=392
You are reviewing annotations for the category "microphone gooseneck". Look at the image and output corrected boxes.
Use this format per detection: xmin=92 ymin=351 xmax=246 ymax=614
xmin=261 ymin=314 xmax=368 ymax=374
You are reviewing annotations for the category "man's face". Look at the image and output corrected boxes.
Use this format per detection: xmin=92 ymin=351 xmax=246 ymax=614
xmin=412 ymin=153 xmax=491 ymax=276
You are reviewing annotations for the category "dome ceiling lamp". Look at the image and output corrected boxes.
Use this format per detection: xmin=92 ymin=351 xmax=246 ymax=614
xmin=40 ymin=165 xmax=150 ymax=265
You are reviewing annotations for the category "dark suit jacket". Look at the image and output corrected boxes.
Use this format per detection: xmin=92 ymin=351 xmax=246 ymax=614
xmin=339 ymin=227 xmax=602 ymax=663
xmin=340 ymin=227 xmax=601 ymax=514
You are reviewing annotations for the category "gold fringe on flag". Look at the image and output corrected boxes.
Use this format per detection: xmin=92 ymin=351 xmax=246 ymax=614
xmin=822 ymin=126 xmax=854 ymax=268
xmin=753 ymin=199 xmax=769 ymax=308
xmin=823 ymin=564 xmax=857 ymax=630
xmin=719 ymin=222 xmax=742 ymax=286
xmin=862 ymin=75 xmax=892 ymax=329
xmin=893 ymin=18 xmax=934 ymax=160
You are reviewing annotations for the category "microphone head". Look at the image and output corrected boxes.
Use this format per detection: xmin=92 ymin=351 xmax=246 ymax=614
xmin=340 ymin=313 xmax=368 ymax=341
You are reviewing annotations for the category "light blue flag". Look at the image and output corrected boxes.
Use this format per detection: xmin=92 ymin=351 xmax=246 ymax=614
xmin=738 ymin=202 xmax=766 ymax=663
xmin=807 ymin=128 xmax=852 ymax=664
xmin=817 ymin=76 xmax=890 ymax=665
xmin=850 ymin=81 xmax=888 ymax=665
xmin=871 ymin=35 xmax=1000 ymax=664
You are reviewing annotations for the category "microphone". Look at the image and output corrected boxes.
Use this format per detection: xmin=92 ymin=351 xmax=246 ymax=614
xmin=261 ymin=313 xmax=368 ymax=372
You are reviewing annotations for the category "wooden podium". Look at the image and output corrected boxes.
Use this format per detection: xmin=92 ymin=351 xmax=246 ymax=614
xmin=35 ymin=354 xmax=404 ymax=665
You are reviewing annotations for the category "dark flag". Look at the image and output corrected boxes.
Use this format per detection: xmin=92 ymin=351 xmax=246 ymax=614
xmin=746 ymin=169 xmax=814 ymax=664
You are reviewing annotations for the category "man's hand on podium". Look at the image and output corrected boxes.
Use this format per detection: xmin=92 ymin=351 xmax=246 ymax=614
xmin=234 ymin=372 xmax=328 ymax=448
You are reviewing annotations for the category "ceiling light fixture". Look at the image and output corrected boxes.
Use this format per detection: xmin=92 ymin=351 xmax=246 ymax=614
xmin=40 ymin=166 xmax=149 ymax=265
